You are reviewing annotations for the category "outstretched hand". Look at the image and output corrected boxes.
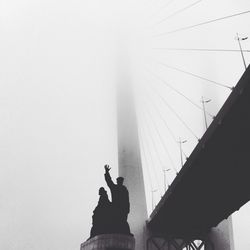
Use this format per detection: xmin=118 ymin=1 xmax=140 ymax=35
xmin=104 ymin=164 xmax=111 ymax=172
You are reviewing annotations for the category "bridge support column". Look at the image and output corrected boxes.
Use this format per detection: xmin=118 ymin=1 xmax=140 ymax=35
xmin=205 ymin=217 xmax=234 ymax=250
xmin=116 ymin=44 xmax=148 ymax=249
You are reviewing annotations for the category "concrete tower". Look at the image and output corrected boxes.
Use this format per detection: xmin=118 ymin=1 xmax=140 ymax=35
xmin=116 ymin=49 xmax=148 ymax=250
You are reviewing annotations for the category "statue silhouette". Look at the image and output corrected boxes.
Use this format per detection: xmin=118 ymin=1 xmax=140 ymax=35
xmin=104 ymin=164 xmax=131 ymax=235
xmin=89 ymin=165 xmax=132 ymax=239
xmin=90 ymin=187 xmax=113 ymax=238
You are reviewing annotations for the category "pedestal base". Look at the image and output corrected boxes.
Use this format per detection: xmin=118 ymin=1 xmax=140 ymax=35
xmin=81 ymin=234 xmax=135 ymax=250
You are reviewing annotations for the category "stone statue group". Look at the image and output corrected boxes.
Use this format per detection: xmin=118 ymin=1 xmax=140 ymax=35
xmin=90 ymin=165 xmax=131 ymax=238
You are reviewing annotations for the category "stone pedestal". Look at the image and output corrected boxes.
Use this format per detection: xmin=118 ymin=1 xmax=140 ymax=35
xmin=81 ymin=234 xmax=135 ymax=250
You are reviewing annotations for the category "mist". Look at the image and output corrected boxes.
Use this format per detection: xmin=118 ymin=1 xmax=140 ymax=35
xmin=0 ymin=0 xmax=250 ymax=249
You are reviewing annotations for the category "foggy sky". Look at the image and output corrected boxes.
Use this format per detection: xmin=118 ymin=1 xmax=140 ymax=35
xmin=0 ymin=0 xmax=250 ymax=249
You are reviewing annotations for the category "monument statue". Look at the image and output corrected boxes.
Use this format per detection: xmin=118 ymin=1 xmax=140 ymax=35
xmin=104 ymin=164 xmax=131 ymax=235
xmin=90 ymin=187 xmax=113 ymax=238
xmin=89 ymin=164 xmax=132 ymax=239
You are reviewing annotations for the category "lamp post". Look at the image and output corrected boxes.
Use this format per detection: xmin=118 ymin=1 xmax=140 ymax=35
xmin=235 ymin=33 xmax=248 ymax=70
xmin=201 ymin=96 xmax=211 ymax=130
xmin=151 ymin=189 xmax=158 ymax=211
xmin=163 ymin=168 xmax=170 ymax=192
xmin=177 ymin=138 xmax=187 ymax=168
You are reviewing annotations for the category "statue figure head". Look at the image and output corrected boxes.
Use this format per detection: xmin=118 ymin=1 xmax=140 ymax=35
xmin=116 ymin=177 xmax=124 ymax=186
xmin=99 ymin=187 xmax=107 ymax=196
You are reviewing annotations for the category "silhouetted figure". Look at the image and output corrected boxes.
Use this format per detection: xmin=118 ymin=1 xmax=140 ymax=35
xmin=104 ymin=164 xmax=131 ymax=235
xmin=90 ymin=187 xmax=113 ymax=238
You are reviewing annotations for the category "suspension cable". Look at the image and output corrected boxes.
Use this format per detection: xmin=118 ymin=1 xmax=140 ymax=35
xmin=158 ymin=61 xmax=232 ymax=91
xmin=153 ymin=0 xmax=203 ymax=26
xmin=143 ymin=101 xmax=178 ymax=174
xmin=153 ymin=10 xmax=250 ymax=37
xmin=144 ymin=80 xmax=189 ymax=160
xmin=138 ymin=129 xmax=154 ymax=191
xmin=145 ymin=67 xmax=215 ymax=118
xmin=144 ymin=83 xmax=178 ymax=143
xmin=150 ymin=0 xmax=176 ymax=19
xmin=139 ymin=120 xmax=162 ymax=193
xmin=147 ymin=81 xmax=200 ymax=140
xmin=143 ymin=79 xmax=189 ymax=160
xmin=141 ymin=110 xmax=171 ymax=187
xmin=152 ymin=48 xmax=250 ymax=53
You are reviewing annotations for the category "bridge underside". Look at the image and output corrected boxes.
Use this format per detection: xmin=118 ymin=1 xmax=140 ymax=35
xmin=147 ymin=66 xmax=250 ymax=238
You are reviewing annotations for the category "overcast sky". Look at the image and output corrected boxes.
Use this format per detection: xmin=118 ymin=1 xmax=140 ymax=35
xmin=0 ymin=0 xmax=250 ymax=249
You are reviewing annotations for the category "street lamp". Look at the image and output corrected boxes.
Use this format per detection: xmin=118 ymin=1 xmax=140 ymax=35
xmin=201 ymin=96 xmax=211 ymax=130
xmin=177 ymin=138 xmax=187 ymax=168
xmin=235 ymin=33 xmax=248 ymax=70
xmin=163 ymin=168 xmax=170 ymax=192
xmin=151 ymin=189 xmax=158 ymax=211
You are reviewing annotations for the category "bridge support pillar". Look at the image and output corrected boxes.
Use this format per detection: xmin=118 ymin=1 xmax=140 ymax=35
xmin=116 ymin=54 xmax=148 ymax=249
xmin=205 ymin=217 xmax=234 ymax=250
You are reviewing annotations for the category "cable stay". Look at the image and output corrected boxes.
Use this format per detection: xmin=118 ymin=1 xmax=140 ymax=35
xmin=145 ymin=83 xmax=190 ymax=163
xmin=144 ymin=81 xmax=190 ymax=162
xmin=153 ymin=0 xmax=203 ymax=26
xmin=147 ymin=81 xmax=200 ymax=141
xmin=139 ymin=121 xmax=163 ymax=194
xmin=152 ymin=48 xmax=250 ymax=53
xmin=157 ymin=61 xmax=232 ymax=91
xmin=139 ymin=129 xmax=162 ymax=212
xmin=142 ymin=112 xmax=171 ymax=189
xmin=143 ymin=103 xmax=178 ymax=174
xmin=144 ymin=82 xmax=178 ymax=144
xmin=150 ymin=0 xmax=176 ymax=19
xmin=140 ymin=129 xmax=162 ymax=195
xmin=145 ymin=66 xmax=215 ymax=118
xmin=153 ymin=10 xmax=250 ymax=37
xmin=141 ymin=109 xmax=172 ymax=184
xmin=138 ymin=130 xmax=155 ymax=191
xmin=141 ymin=121 xmax=163 ymax=187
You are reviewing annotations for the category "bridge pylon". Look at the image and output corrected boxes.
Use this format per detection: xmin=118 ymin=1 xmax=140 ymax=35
xmin=116 ymin=49 xmax=148 ymax=249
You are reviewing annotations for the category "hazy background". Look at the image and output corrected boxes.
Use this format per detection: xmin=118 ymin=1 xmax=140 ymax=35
xmin=0 ymin=0 xmax=250 ymax=249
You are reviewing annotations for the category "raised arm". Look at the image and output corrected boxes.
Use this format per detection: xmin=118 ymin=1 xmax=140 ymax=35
xmin=104 ymin=165 xmax=115 ymax=188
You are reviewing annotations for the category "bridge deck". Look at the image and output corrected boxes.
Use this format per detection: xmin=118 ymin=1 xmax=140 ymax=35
xmin=147 ymin=66 xmax=250 ymax=238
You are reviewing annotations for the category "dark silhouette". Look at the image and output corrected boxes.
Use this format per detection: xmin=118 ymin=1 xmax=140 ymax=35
xmin=89 ymin=165 xmax=132 ymax=238
xmin=104 ymin=164 xmax=131 ymax=235
xmin=90 ymin=187 xmax=113 ymax=238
